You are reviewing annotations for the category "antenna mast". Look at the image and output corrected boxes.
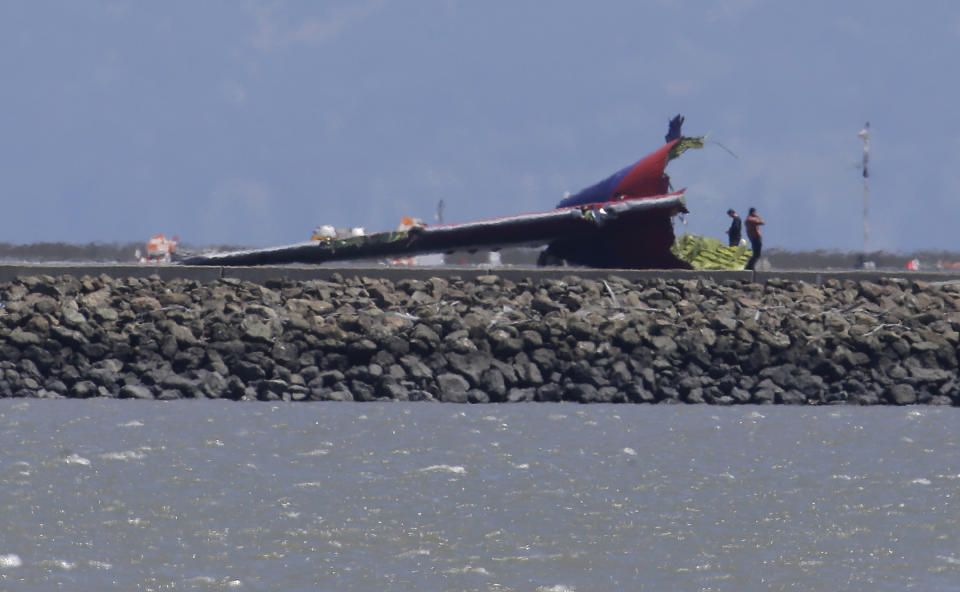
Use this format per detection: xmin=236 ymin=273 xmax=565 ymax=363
xmin=858 ymin=122 xmax=870 ymax=255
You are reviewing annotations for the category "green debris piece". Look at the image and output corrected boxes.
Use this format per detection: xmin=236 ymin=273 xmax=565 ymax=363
xmin=672 ymin=233 xmax=752 ymax=270
xmin=668 ymin=136 xmax=706 ymax=161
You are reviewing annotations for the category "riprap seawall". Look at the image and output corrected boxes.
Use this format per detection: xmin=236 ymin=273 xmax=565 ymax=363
xmin=1 ymin=273 xmax=958 ymax=404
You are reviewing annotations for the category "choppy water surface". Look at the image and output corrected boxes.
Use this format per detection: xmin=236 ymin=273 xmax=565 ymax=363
xmin=0 ymin=400 xmax=957 ymax=591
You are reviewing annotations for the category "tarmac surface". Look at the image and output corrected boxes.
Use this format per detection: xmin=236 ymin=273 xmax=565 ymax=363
xmin=2 ymin=263 xmax=960 ymax=286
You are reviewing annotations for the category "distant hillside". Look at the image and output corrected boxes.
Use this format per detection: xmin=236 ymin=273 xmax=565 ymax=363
xmin=764 ymin=248 xmax=960 ymax=271
xmin=0 ymin=242 xmax=142 ymax=263
xmin=0 ymin=242 xmax=243 ymax=264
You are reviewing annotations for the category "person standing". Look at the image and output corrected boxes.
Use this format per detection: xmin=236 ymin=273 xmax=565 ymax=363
xmin=725 ymin=209 xmax=742 ymax=247
xmin=745 ymin=207 xmax=765 ymax=270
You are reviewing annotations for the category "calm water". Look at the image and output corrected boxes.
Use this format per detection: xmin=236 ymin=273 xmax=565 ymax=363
xmin=0 ymin=400 xmax=958 ymax=592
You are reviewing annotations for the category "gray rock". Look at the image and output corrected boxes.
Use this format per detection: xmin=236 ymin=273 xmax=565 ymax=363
xmin=8 ymin=328 xmax=42 ymax=347
xmin=349 ymin=379 xmax=377 ymax=402
xmin=479 ymin=368 xmax=506 ymax=399
xmin=156 ymin=388 xmax=182 ymax=400
xmin=437 ymin=373 xmax=470 ymax=402
xmin=346 ymin=339 xmax=378 ymax=363
xmin=597 ymin=385 xmax=625 ymax=403
xmin=411 ymin=324 xmax=441 ymax=347
xmin=506 ymin=387 xmax=535 ymax=402
xmin=467 ymin=389 xmax=490 ymax=403
xmin=444 ymin=330 xmax=479 ymax=354
xmin=530 ymin=347 xmax=558 ymax=370
xmin=272 ymin=341 xmax=300 ymax=365
xmin=407 ymin=389 xmax=435 ymax=402
xmin=323 ymin=389 xmax=355 ymax=402
xmin=777 ymin=389 xmax=807 ymax=405
xmin=727 ymin=387 xmax=750 ymax=403
xmin=650 ymin=335 xmax=677 ymax=356
xmin=120 ymin=384 xmax=155 ymax=399
xmin=161 ymin=374 xmax=202 ymax=398
xmin=712 ymin=316 xmax=738 ymax=332
xmin=241 ymin=317 xmax=274 ymax=342
xmin=345 ymin=363 xmax=383 ymax=384
xmin=531 ymin=294 xmax=563 ymax=314
xmin=752 ymin=378 xmax=782 ymax=403
xmin=43 ymin=379 xmax=68 ymax=395
xmin=684 ymin=387 xmax=706 ymax=404
xmin=490 ymin=359 xmax=518 ymax=386
xmin=71 ymin=380 xmax=98 ymax=398
xmin=446 ymin=351 xmax=492 ymax=385
xmin=534 ymin=383 xmax=563 ymax=402
xmin=624 ymin=383 xmax=656 ymax=403
xmin=376 ymin=379 xmax=410 ymax=401
xmin=886 ymin=383 xmax=917 ymax=405
xmin=232 ymin=360 xmax=267 ymax=382
xmin=489 ymin=329 xmax=523 ymax=356
xmin=196 ymin=371 xmax=228 ymax=399
xmin=514 ymin=360 xmax=543 ymax=386
xmin=399 ymin=355 xmax=433 ymax=380
xmin=908 ymin=366 xmax=952 ymax=384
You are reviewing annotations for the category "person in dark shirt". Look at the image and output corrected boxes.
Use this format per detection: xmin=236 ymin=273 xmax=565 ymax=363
xmin=745 ymin=207 xmax=765 ymax=270
xmin=725 ymin=209 xmax=742 ymax=247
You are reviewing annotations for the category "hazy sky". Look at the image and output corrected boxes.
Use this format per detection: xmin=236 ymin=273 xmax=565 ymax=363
xmin=2 ymin=1 xmax=958 ymax=252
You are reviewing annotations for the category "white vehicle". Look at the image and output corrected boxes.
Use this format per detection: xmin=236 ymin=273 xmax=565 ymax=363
xmin=136 ymin=234 xmax=178 ymax=263
xmin=311 ymin=225 xmax=364 ymax=241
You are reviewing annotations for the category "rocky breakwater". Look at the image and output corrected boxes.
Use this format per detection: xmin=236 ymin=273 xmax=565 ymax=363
xmin=0 ymin=273 xmax=958 ymax=404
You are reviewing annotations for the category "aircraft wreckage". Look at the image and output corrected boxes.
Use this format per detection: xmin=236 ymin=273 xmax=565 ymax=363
xmin=181 ymin=116 xmax=750 ymax=270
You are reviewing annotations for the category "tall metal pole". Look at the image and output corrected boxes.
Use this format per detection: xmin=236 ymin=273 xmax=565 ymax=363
xmin=858 ymin=122 xmax=870 ymax=255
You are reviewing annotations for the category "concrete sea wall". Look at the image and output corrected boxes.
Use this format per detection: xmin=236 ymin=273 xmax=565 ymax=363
xmin=1 ymin=266 xmax=959 ymax=404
